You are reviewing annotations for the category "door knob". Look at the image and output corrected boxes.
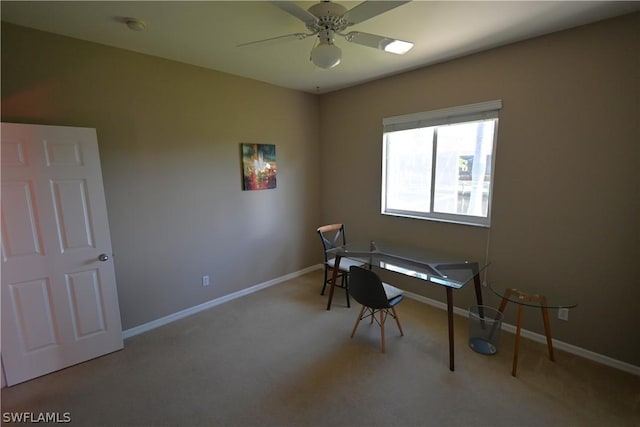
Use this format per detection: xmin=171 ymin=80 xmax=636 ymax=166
xmin=98 ymin=254 xmax=109 ymax=262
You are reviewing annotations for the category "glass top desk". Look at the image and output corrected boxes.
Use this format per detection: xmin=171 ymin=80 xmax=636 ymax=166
xmin=490 ymin=284 xmax=577 ymax=376
xmin=326 ymin=241 xmax=489 ymax=371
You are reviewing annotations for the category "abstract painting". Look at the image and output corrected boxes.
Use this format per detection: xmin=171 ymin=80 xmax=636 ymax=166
xmin=241 ymin=143 xmax=277 ymax=190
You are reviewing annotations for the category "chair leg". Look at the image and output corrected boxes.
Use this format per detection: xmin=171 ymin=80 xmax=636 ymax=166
xmin=391 ymin=307 xmax=404 ymax=336
xmin=320 ymin=267 xmax=329 ymax=295
xmin=351 ymin=305 xmax=367 ymax=338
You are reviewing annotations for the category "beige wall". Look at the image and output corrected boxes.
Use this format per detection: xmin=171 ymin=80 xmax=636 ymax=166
xmin=318 ymin=12 xmax=639 ymax=366
xmin=2 ymin=12 xmax=639 ymax=367
xmin=1 ymin=23 xmax=322 ymax=330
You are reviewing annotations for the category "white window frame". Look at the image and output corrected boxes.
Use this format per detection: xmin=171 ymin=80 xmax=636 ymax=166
xmin=381 ymin=100 xmax=502 ymax=227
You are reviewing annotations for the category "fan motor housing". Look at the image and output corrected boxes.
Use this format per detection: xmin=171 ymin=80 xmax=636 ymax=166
xmin=307 ymin=2 xmax=348 ymax=32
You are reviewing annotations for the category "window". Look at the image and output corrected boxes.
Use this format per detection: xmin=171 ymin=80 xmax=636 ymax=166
xmin=381 ymin=100 xmax=501 ymax=227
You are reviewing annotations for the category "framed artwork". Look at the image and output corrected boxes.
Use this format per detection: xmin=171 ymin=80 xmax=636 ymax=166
xmin=241 ymin=143 xmax=277 ymax=190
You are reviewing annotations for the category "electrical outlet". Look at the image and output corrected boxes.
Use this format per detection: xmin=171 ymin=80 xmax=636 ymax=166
xmin=202 ymin=275 xmax=210 ymax=287
xmin=558 ymin=308 xmax=569 ymax=321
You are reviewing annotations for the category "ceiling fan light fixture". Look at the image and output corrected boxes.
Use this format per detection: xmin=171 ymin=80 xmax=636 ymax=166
xmin=311 ymin=43 xmax=342 ymax=69
xmin=382 ymin=39 xmax=414 ymax=55
xmin=246 ymin=1 xmax=414 ymax=68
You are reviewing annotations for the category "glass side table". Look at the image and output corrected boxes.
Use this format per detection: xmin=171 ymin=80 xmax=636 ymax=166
xmin=489 ymin=284 xmax=577 ymax=376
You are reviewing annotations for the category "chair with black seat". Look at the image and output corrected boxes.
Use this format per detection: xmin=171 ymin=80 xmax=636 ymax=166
xmin=348 ymin=266 xmax=404 ymax=353
xmin=317 ymin=223 xmax=364 ymax=308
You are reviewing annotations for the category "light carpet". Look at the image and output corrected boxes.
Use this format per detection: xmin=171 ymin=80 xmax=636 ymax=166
xmin=2 ymin=270 xmax=639 ymax=426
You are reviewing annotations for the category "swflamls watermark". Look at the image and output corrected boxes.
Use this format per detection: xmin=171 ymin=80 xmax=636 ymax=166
xmin=2 ymin=412 xmax=71 ymax=423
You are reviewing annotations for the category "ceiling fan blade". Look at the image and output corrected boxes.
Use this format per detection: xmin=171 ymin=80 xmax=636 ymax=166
xmin=344 ymin=1 xmax=411 ymax=25
xmin=343 ymin=31 xmax=414 ymax=55
xmin=237 ymin=33 xmax=313 ymax=48
xmin=270 ymin=1 xmax=318 ymax=25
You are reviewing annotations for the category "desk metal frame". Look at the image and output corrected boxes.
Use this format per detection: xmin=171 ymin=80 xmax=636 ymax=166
xmin=326 ymin=244 xmax=485 ymax=371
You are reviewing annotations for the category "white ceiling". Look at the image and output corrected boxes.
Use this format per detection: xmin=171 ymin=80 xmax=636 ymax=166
xmin=2 ymin=1 xmax=639 ymax=94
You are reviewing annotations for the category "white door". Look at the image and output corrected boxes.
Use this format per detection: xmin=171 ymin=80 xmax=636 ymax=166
xmin=1 ymin=123 xmax=123 ymax=386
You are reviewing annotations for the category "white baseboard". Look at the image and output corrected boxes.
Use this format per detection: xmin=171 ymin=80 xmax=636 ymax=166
xmin=122 ymin=265 xmax=638 ymax=377
xmin=122 ymin=265 xmax=319 ymax=340
xmin=403 ymin=291 xmax=640 ymax=377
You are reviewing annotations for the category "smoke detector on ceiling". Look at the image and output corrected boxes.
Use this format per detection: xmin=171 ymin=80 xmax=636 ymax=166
xmin=125 ymin=18 xmax=146 ymax=32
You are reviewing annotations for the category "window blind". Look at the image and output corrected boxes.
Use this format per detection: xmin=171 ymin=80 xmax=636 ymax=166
xmin=383 ymin=100 xmax=502 ymax=133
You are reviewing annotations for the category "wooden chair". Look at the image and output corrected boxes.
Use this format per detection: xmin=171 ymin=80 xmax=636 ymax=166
xmin=348 ymin=266 xmax=404 ymax=352
xmin=317 ymin=223 xmax=364 ymax=307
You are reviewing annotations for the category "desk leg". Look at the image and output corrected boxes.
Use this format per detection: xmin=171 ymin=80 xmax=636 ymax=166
xmin=540 ymin=297 xmax=555 ymax=361
xmin=472 ymin=267 xmax=484 ymax=307
xmin=326 ymin=256 xmax=341 ymax=311
xmin=512 ymin=303 xmax=524 ymax=377
xmin=472 ymin=270 xmax=485 ymax=326
xmin=446 ymin=287 xmax=455 ymax=371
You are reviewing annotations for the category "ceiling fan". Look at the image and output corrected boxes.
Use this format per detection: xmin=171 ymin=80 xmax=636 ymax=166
xmin=239 ymin=1 xmax=414 ymax=69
